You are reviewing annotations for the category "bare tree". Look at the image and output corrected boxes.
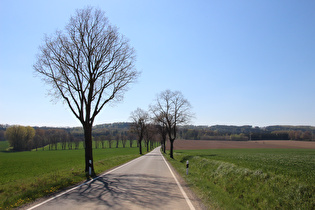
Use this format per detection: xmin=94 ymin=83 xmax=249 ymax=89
xmin=33 ymin=129 xmax=46 ymax=151
xmin=34 ymin=7 xmax=139 ymax=177
xmin=144 ymin=123 xmax=156 ymax=152
xmin=94 ymin=136 xmax=100 ymax=149
xmin=130 ymin=108 xmax=149 ymax=155
xmin=100 ymin=135 xmax=106 ymax=149
xmin=121 ymin=131 xmax=128 ymax=148
xmin=46 ymin=129 xmax=60 ymax=150
xmin=68 ymin=132 xmax=74 ymax=150
xmin=151 ymin=90 xmax=193 ymax=158
xmin=115 ymin=131 xmax=120 ymax=148
xmin=74 ymin=137 xmax=81 ymax=150
xmin=151 ymin=112 xmax=168 ymax=153
xmin=107 ymin=132 xmax=113 ymax=148
xmin=60 ymin=130 xmax=69 ymax=150
xmin=128 ymin=131 xmax=135 ymax=148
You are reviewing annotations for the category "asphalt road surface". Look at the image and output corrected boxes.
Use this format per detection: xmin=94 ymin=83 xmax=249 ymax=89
xmin=27 ymin=147 xmax=197 ymax=210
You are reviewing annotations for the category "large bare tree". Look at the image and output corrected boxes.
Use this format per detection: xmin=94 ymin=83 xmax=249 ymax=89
xmin=34 ymin=7 xmax=139 ymax=177
xmin=151 ymin=90 xmax=193 ymax=158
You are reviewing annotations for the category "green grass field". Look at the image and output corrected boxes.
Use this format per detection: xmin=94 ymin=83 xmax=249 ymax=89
xmin=165 ymin=149 xmax=315 ymax=209
xmin=0 ymin=141 xmax=149 ymax=209
xmin=0 ymin=141 xmax=9 ymax=151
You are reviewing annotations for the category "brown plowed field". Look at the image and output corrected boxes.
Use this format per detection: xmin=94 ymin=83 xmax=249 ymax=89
xmin=166 ymin=140 xmax=315 ymax=150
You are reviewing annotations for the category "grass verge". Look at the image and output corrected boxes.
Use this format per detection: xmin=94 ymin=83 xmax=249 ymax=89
xmin=164 ymin=148 xmax=315 ymax=209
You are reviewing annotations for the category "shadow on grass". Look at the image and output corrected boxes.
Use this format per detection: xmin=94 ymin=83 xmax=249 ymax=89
xmin=0 ymin=150 xmax=27 ymax=153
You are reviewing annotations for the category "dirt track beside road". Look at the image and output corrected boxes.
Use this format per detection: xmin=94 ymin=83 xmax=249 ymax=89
xmin=166 ymin=140 xmax=315 ymax=150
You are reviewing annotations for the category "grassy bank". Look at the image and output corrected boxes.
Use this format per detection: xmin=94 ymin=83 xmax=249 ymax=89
xmin=165 ymin=149 xmax=315 ymax=209
xmin=0 ymin=141 xmax=148 ymax=209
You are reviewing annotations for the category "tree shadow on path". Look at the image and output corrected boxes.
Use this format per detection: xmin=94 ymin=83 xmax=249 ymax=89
xmin=51 ymin=173 xmax=188 ymax=210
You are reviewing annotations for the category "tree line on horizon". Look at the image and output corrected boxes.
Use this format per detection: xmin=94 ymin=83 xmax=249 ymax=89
xmin=1 ymin=124 xmax=150 ymax=151
xmin=1 ymin=124 xmax=314 ymax=151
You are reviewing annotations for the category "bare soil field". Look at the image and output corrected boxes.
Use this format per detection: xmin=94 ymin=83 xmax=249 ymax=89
xmin=166 ymin=140 xmax=315 ymax=150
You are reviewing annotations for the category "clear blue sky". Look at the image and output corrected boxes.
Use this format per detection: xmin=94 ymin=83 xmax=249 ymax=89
xmin=1 ymin=0 xmax=315 ymax=127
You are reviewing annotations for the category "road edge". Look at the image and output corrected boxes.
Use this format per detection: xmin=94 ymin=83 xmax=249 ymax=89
xmin=160 ymin=149 xmax=208 ymax=210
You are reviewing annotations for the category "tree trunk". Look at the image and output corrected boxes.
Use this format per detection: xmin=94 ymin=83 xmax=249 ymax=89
xmin=84 ymin=123 xmax=95 ymax=178
xmin=139 ymin=139 xmax=142 ymax=155
xmin=170 ymin=139 xmax=174 ymax=159
xmin=162 ymin=138 xmax=166 ymax=153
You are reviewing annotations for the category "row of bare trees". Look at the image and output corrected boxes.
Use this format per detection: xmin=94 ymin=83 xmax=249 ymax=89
xmin=130 ymin=90 xmax=193 ymax=158
xmin=4 ymin=126 xmax=81 ymax=151
xmin=5 ymin=126 xmax=149 ymax=151
xmin=130 ymin=109 xmax=159 ymax=155
xmin=93 ymin=131 xmax=140 ymax=149
xmin=34 ymin=129 xmax=80 ymax=151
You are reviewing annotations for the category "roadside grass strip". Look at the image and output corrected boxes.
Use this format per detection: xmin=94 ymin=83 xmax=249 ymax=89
xmin=166 ymin=149 xmax=315 ymax=209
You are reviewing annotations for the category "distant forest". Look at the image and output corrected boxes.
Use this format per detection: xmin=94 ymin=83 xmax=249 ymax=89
xmin=0 ymin=123 xmax=314 ymax=150
xmin=54 ymin=123 xmax=315 ymax=141
xmin=179 ymin=125 xmax=315 ymax=141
